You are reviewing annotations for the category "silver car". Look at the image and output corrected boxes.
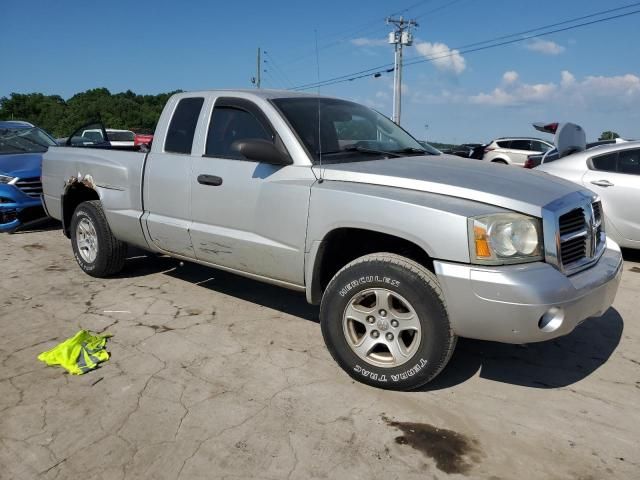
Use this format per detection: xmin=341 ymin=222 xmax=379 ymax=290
xmin=537 ymin=142 xmax=640 ymax=249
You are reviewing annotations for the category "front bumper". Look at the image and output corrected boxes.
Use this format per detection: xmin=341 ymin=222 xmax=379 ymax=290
xmin=435 ymin=238 xmax=623 ymax=343
xmin=0 ymin=184 xmax=43 ymax=232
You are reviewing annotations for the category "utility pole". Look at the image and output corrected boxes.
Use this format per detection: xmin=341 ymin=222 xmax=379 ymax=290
xmin=256 ymin=47 xmax=261 ymax=88
xmin=387 ymin=16 xmax=418 ymax=125
xmin=251 ymin=48 xmax=262 ymax=88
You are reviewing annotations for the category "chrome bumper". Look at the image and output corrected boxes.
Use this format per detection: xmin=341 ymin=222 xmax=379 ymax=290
xmin=435 ymin=238 xmax=623 ymax=344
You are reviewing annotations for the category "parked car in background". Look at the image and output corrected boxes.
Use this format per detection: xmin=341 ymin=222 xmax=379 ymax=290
xmin=537 ymin=141 xmax=640 ymax=249
xmin=134 ymin=133 xmax=154 ymax=147
xmin=483 ymin=137 xmax=553 ymax=166
xmin=0 ymin=121 xmax=56 ymax=232
xmin=81 ymin=128 xmax=135 ymax=147
xmin=524 ymin=132 xmax=629 ymax=169
xmin=436 ymin=144 xmax=484 ymax=159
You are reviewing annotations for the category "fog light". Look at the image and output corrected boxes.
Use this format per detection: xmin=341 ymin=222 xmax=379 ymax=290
xmin=0 ymin=209 xmax=18 ymax=224
xmin=538 ymin=307 xmax=565 ymax=333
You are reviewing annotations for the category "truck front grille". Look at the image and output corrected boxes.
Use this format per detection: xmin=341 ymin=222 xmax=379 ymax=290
xmin=556 ymin=200 xmax=604 ymax=272
xmin=15 ymin=177 xmax=43 ymax=198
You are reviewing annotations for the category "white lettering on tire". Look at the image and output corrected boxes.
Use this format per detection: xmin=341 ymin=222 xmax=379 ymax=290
xmin=353 ymin=358 xmax=428 ymax=383
xmin=339 ymin=276 xmax=401 ymax=297
xmin=353 ymin=364 xmax=388 ymax=382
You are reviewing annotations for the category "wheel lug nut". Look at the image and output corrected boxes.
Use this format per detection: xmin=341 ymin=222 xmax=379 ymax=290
xmin=379 ymin=309 xmax=387 ymax=317
xmin=371 ymin=330 xmax=380 ymax=339
xmin=386 ymin=333 xmax=394 ymax=341
xmin=366 ymin=316 xmax=375 ymax=324
xmin=391 ymin=320 xmax=399 ymax=328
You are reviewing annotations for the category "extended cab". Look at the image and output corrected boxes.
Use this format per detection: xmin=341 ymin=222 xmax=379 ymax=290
xmin=42 ymin=90 xmax=623 ymax=390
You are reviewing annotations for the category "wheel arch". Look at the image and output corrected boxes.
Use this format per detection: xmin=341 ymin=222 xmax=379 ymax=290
xmin=61 ymin=180 xmax=100 ymax=238
xmin=306 ymin=227 xmax=435 ymax=305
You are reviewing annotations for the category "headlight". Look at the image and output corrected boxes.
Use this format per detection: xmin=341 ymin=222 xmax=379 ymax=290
xmin=0 ymin=175 xmax=17 ymax=184
xmin=469 ymin=213 xmax=543 ymax=265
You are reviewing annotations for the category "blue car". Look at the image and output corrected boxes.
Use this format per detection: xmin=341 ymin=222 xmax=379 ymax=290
xmin=0 ymin=121 xmax=57 ymax=232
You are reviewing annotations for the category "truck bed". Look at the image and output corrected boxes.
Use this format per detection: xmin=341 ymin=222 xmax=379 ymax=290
xmin=42 ymin=146 xmax=149 ymax=246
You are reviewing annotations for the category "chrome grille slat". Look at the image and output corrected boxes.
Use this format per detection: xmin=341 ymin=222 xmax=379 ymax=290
xmin=15 ymin=177 xmax=43 ymax=198
xmin=558 ymin=208 xmax=588 ymax=267
xmin=543 ymin=193 xmax=606 ymax=275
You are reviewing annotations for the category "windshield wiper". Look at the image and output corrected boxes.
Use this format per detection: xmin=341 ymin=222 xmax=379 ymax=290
xmin=340 ymin=145 xmax=404 ymax=157
xmin=391 ymin=147 xmax=428 ymax=155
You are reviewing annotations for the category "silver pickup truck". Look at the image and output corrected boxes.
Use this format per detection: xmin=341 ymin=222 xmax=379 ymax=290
xmin=42 ymin=90 xmax=623 ymax=390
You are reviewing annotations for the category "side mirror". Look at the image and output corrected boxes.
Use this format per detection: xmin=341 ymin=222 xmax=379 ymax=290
xmin=232 ymin=139 xmax=292 ymax=165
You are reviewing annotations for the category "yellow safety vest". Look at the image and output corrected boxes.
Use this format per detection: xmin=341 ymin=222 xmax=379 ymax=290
xmin=38 ymin=330 xmax=110 ymax=375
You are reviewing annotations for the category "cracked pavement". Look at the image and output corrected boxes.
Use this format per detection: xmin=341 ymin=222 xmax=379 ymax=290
xmin=1 ymin=227 xmax=639 ymax=479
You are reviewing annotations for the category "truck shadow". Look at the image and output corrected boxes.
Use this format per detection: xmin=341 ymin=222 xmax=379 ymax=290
xmin=621 ymin=248 xmax=640 ymax=263
xmin=9 ymin=217 xmax=61 ymax=234
xmin=121 ymin=251 xmax=319 ymax=322
xmin=423 ymin=308 xmax=624 ymax=390
xmin=119 ymin=251 xmax=624 ymax=389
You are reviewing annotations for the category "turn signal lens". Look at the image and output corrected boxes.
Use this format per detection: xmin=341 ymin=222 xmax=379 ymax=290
xmin=474 ymin=226 xmax=491 ymax=258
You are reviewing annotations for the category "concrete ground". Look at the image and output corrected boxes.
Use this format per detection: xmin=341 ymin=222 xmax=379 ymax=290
xmin=1 ymin=225 xmax=639 ymax=480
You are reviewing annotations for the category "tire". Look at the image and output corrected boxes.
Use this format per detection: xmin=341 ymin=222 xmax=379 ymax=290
xmin=491 ymin=159 xmax=508 ymax=165
xmin=320 ymin=253 xmax=456 ymax=390
xmin=70 ymin=200 xmax=126 ymax=277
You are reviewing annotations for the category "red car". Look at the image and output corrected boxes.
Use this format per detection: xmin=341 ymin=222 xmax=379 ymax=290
xmin=134 ymin=133 xmax=154 ymax=146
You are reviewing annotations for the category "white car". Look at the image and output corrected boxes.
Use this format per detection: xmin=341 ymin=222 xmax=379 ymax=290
xmin=537 ymin=141 xmax=640 ymax=249
xmin=82 ymin=128 xmax=135 ymax=147
xmin=483 ymin=137 xmax=553 ymax=166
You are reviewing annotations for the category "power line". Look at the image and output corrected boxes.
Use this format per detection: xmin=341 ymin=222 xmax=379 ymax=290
xmin=448 ymin=0 xmax=640 ymax=51
xmin=413 ymin=0 xmax=471 ymax=20
xmin=274 ymin=0 xmax=437 ymax=68
xmin=263 ymin=51 xmax=294 ymax=88
xmin=291 ymin=5 xmax=640 ymax=91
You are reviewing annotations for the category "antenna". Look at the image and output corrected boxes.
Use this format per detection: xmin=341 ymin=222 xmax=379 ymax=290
xmin=315 ymin=29 xmax=324 ymax=183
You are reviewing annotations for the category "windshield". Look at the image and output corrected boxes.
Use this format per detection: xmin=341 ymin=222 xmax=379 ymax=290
xmin=272 ymin=97 xmax=429 ymax=164
xmin=0 ymin=127 xmax=57 ymax=155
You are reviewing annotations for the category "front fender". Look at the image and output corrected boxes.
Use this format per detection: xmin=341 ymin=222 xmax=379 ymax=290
xmin=304 ymin=181 xmax=510 ymax=302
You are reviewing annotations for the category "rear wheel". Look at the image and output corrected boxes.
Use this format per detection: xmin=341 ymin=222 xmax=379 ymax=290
xmin=320 ymin=253 xmax=456 ymax=390
xmin=491 ymin=159 xmax=508 ymax=165
xmin=70 ymin=200 xmax=126 ymax=277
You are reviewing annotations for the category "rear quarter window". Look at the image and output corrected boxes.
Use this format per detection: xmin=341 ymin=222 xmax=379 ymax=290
xmin=164 ymin=97 xmax=204 ymax=154
xmin=590 ymin=152 xmax=618 ymax=172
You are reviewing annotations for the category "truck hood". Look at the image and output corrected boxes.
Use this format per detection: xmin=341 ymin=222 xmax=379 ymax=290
xmin=0 ymin=153 xmax=42 ymax=179
xmin=316 ymin=155 xmax=587 ymax=217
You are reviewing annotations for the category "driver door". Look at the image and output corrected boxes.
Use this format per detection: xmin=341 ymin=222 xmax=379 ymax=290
xmin=189 ymin=97 xmax=314 ymax=285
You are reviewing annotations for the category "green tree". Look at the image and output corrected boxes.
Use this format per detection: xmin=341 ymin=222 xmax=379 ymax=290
xmin=0 ymin=88 xmax=182 ymax=137
xmin=599 ymin=131 xmax=620 ymax=141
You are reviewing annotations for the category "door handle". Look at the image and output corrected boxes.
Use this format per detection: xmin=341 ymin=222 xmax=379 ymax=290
xmin=590 ymin=179 xmax=614 ymax=187
xmin=197 ymin=174 xmax=223 ymax=186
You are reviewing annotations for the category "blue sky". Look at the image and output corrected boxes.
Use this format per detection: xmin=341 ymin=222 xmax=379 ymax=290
xmin=2 ymin=0 xmax=640 ymax=143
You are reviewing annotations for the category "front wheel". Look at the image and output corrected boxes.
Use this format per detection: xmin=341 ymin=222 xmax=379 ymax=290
xmin=70 ymin=200 xmax=126 ymax=277
xmin=320 ymin=253 xmax=456 ymax=390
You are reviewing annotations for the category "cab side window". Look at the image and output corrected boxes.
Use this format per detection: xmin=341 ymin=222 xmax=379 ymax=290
xmin=206 ymin=106 xmax=273 ymax=160
xmin=164 ymin=97 xmax=204 ymax=154
xmin=591 ymin=152 xmax=618 ymax=172
xmin=618 ymin=149 xmax=640 ymax=175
